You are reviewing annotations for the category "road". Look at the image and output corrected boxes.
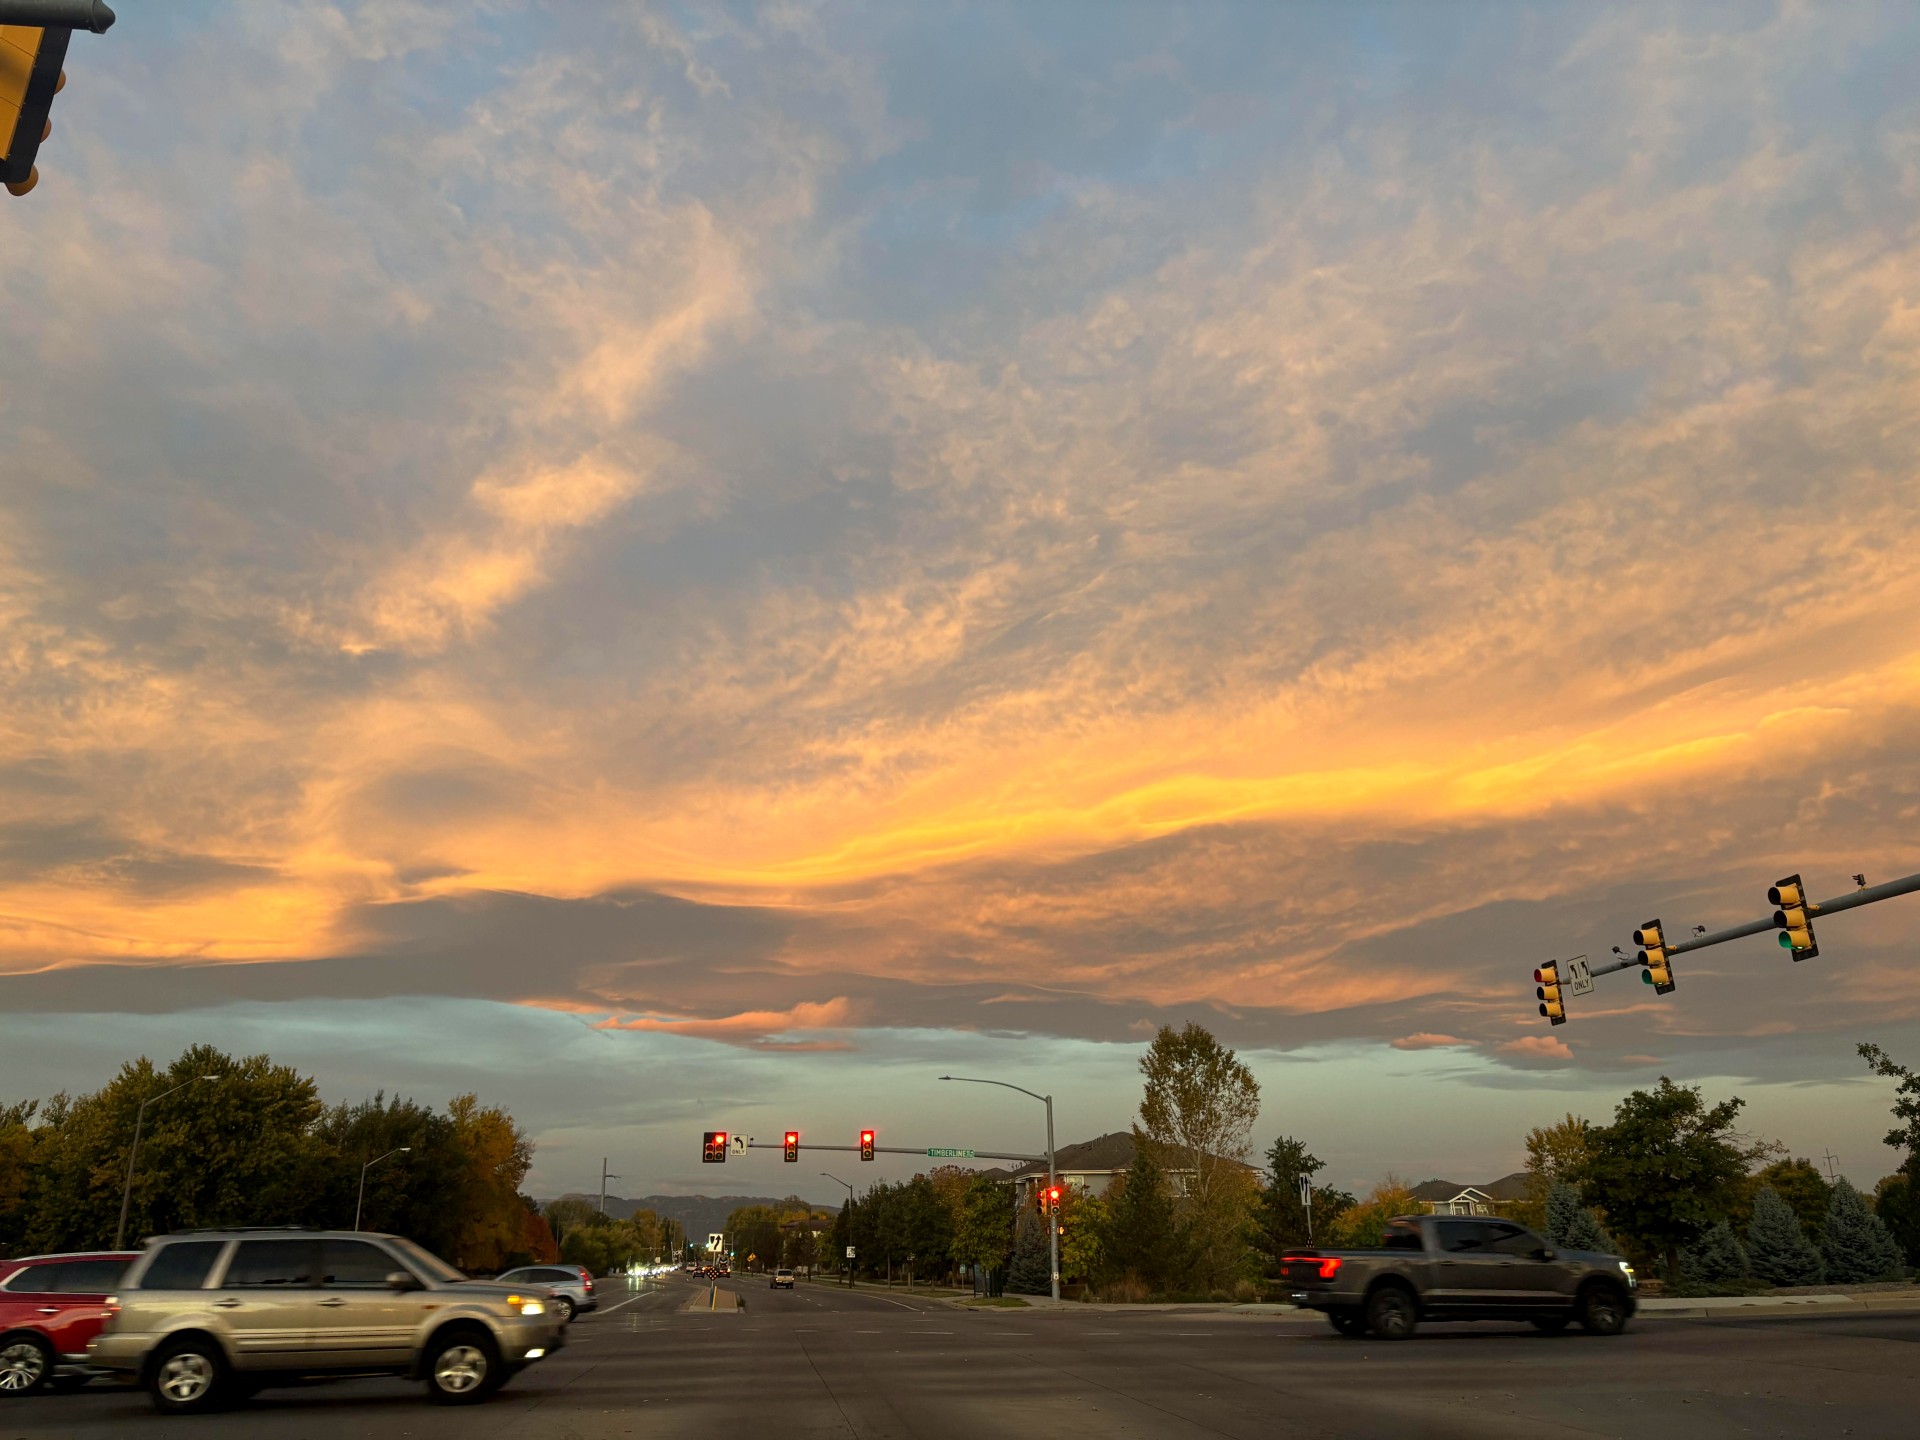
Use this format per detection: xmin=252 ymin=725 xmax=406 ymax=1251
xmin=5 ymin=1273 xmax=1918 ymax=1438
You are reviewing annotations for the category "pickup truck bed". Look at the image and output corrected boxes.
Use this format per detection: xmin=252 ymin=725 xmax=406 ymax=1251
xmin=1281 ymin=1214 xmax=1636 ymax=1340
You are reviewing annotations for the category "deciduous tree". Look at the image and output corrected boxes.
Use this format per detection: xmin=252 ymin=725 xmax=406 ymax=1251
xmin=1578 ymin=1077 xmax=1758 ymax=1277
xmin=1137 ymin=1024 xmax=1260 ymax=1289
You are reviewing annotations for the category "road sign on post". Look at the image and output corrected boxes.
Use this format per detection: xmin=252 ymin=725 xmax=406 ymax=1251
xmin=845 ymin=1246 xmax=855 ymax=1258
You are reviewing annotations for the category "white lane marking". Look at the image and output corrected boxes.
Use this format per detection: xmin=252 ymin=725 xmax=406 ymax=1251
xmin=593 ymin=1292 xmax=655 ymax=1315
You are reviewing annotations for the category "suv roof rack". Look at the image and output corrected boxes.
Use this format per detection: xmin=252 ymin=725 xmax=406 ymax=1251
xmin=170 ymin=1226 xmax=327 ymax=1235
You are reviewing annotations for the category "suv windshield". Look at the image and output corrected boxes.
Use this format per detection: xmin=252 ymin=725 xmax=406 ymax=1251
xmin=384 ymin=1237 xmax=466 ymax=1285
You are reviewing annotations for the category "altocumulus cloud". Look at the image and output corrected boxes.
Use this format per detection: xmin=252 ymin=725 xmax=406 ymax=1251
xmin=0 ymin=0 xmax=1918 ymax=1116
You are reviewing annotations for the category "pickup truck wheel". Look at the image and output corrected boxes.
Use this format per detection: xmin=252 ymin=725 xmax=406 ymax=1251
xmin=1364 ymin=1285 xmax=1418 ymax=1340
xmin=1577 ymin=1282 xmax=1628 ymax=1336
xmin=1327 ymin=1311 xmax=1365 ymax=1337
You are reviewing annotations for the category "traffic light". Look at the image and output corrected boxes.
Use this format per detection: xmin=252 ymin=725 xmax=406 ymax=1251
xmin=1 ymin=3 xmax=116 ymax=198
xmin=1533 ymin=963 xmax=1566 ymax=1025
xmin=1769 ymin=874 xmax=1819 ymax=961
xmin=1635 ymin=918 xmax=1675 ymax=994
xmin=859 ymin=1129 xmax=875 ymax=1162
xmin=701 ymin=1131 xmax=728 ymax=1163
xmin=1044 ymin=1183 xmax=1063 ymax=1213
xmin=783 ymin=1131 xmax=799 ymax=1163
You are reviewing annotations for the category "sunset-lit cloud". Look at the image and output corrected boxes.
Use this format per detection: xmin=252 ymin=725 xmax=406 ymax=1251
xmin=4 ymin=1 xmax=1920 ymax=1189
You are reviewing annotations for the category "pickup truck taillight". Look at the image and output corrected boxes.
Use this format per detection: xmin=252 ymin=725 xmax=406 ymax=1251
xmin=1285 ymin=1256 xmax=1343 ymax=1280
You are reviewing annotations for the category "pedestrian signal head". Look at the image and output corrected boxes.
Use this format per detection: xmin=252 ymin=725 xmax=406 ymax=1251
xmin=1633 ymin=918 xmax=1675 ymax=994
xmin=1533 ymin=963 xmax=1566 ymax=1025
xmin=1769 ymin=873 xmax=1819 ymax=961
xmin=859 ymin=1129 xmax=875 ymax=1161
xmin=701 ymin=1131 xmax=728 ymax=1163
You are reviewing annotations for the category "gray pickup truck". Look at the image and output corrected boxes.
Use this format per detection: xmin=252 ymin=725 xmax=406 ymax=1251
xmin=1281 ymin=1214 xmax=1636 ymax=1340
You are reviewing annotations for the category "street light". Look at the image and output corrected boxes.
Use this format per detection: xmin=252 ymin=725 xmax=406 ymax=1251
xmin=822 ymin=1172 xmax=855 ymax=1289
xmin=354 ymin=1147 xmax=411 ymax=1232
xmin=940 ymin=1074 xmax=1058 ymax=1301
xmin=114 ymin=1075 xmax=215 ymax=1250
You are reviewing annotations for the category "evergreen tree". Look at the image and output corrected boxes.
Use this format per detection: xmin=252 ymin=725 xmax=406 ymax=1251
xmin=1873 ymin=1172 xmax=1920 ymax=1267
xmin=1107 ymin=1145 xmax=1178 ymax=1291
xmin=1006 ymin=1205 xmax=1052 ymax=1295
xmin=1747 ymin=1184 xmax=1824 ymax=1287
xmin=1544 ymin=1180 xmax=1613 ymax=1252
xmin=1820 ymin=1178 xmax=1906 ymax=1285
xmin=1681 ymin=1220 xmax=1752 ymax=1288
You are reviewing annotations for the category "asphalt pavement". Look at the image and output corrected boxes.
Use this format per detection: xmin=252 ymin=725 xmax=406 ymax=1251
xmin=4 ymin=1272 xmax=1918 ymax=1438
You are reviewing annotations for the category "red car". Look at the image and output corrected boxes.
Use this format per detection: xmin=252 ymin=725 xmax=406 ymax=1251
xmin=0 ymin=1252 xmax=137 ymax=1397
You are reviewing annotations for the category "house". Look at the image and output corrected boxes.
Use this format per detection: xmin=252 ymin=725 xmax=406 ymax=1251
xmin=1408 ymin=1172 xmax=1531 ymax=1217
xmin=999 ymin=1131 xmax=1257 ymax=1203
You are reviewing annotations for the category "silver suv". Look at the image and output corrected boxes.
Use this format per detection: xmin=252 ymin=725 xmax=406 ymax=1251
xmin=494 ymin=1263 xmax=597 ymax=1321
xmin=89 ymin=1229 xmax=564 ymax=1413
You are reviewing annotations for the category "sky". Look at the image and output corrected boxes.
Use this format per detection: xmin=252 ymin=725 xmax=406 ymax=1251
xmin=3 ymin=0 xmax=1919 ymax=1205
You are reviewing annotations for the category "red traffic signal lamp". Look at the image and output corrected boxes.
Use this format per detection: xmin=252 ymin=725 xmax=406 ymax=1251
xmin=701 ymin=1131 xmax=728 ymax=1163
xmin=859 ymin=1129 xmax=875 ymax=1161
xmin=1041 ymin=1183 xmax=1063 ymax=1212
xmin=1533 ymin=963 xmax=1565 ymax=1025
xmin=1769 ymin=874 xmax=1819 ymax=961
xmin=1635 ymin=919 xmax=1674 ymax=994
xmin=783 ymin=1131 xmax=799 ymax=1162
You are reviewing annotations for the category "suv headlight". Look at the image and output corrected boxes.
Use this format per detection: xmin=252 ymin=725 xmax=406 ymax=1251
xmin=505 ymin=1294 xmax=546 ymax=1316
xmin=1617 ymin=1261 xmax=1636 ymax=1287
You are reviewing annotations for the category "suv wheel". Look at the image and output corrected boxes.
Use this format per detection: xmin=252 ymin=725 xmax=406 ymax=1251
xmin=1577 ymin=1283 xmax=1628 ymax=1336
xmin=149 ymin=1336 xmax=227 ymax=1415
xmin=424 ymin=1327 xmax=500 ymax=1405
xmin=1364 ymin=1285 xmax=1418 ymax=1340
xmin=0 ymin=1335 xmax=54 ymax=1397
xmin=555 ymin=1296 xmax=576 ymax=1323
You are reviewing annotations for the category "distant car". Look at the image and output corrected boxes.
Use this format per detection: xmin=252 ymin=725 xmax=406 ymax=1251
xmin=88 ymin=1229 xmax=564 ymax=1413
xmin=769 ymin=1269 xmax=795 ymax=1290
xmin=495 ymin=1265 xmax=597 ymax=1322
xmin=0 ymin=1252 xmax=137 ymax=1397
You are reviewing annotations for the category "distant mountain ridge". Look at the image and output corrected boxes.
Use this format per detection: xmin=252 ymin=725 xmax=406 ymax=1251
xmin=547 ymin=1192 xmax=837 ymax=1240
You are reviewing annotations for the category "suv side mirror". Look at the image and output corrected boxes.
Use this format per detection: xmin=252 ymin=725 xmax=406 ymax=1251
xmin=385 ymin=1270 xmax=421 ymax=1291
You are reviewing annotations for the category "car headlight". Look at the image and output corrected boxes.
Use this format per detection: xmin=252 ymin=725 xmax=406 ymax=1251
xmin=1617 ymin=1261 xmax=1636 ymax=1286
xmin=506 ymin=1294 xmax=547 ymax=1316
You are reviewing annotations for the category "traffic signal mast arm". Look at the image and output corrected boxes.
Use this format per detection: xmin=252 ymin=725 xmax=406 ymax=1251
xmin=1586 ymin=869 xmax=1920 ymax=993
xmin=730 ymin=1139 xmax=1046 ymax=1163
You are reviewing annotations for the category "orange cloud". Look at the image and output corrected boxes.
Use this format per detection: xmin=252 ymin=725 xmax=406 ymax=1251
xmin=1392 ymin=1034 xmax=1469 ymax=1051
xmin=591 ymin=998 xmax=862 ymax=1051
xmin=1498 ymin=1036 xmax=1575 ymax=1062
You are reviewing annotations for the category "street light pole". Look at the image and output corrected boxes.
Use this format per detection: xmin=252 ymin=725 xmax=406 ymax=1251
xmin=114 ymin=1075 xmax=215 ymax=1251
xmin=940 ymin=1075 xmax=1059 ymax=1301
xmin=822 ymin=1172 xmax=855 ymax=1288
xmin=354 ymin=1147 xmax=411 ymax=1232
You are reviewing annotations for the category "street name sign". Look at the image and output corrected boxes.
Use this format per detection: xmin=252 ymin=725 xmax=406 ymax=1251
xmin=926 ymin=1147 xmax=976 ymax=1158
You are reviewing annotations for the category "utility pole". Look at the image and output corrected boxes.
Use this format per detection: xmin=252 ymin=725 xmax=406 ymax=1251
xmin=1821 ymin=1150 xmax=1840 ymax=1182
xmin=599 ymin=1158 xmax=619 ymax=1216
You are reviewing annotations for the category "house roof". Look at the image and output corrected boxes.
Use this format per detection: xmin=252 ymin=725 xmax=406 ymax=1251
xmin=1004 ymin=1131 xmax=1257 ymax=1181
xmin=1407 ymin=1171 xmax=1531 ymax=1203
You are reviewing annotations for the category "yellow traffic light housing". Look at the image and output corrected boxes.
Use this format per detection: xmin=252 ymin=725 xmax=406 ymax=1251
xmin=1769 ymin=874 xmax=1819 ymax=961
xmin=1 ymin=23 xmax=66 ymax=195
xmin=1533 ymin=963 xmax=1566 ymax=1025
xmin=1635 ymin=919 xmax=1675 ymax=994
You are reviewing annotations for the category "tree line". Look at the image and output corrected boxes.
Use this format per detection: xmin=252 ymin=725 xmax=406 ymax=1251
xmin=781 ymin=1025 xmax=1920 ymax=1302
xmin=540 ymin=1196 xmax=685 ymax=1274
xmin=0 ymin=1045 xmax=550 ymax=1274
